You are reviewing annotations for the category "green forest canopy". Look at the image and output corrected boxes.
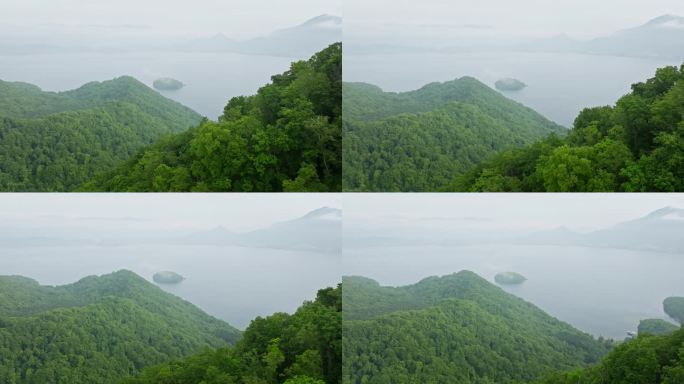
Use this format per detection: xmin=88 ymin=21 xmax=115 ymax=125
xmin=342 ymin=77 xmax=566 ymax=191
xmin=533 ymin=325 xmax=684 ymax=384
xmin=343 ymin=272 xmax=612 ymax=384
xmin=126 ymin=284 xmax=341 ymax=384
xmin=0 ymin=77 xmax=202 ymax=191
xmin=82 ymin=42 xmax=342 ymax=192
xmin=0 ymin=270 xmax=240 ymax=384
xmin=664 ymin=297 xmax=684 ymax=323
xmin=453 ymin=63 xmax=684 ymax=192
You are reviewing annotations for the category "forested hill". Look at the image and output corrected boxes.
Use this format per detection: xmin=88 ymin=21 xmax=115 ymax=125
xmin=0 ymin=270 xmax=241 ymax=383
xmin=343 ymin=272 xmax=612 ymax=384
xmin=0 ymin=77 xmax=202 ymax=191
xmin=82 ymin=42 xmax=342 ymax=192
xmin=342 ymin=77 xmax=566 ymax=191
xmin=126 ymin=285 xmax=342 ymax=384
xmin=453 ymin=63 xmax=684 ymax=192
xmin=533 ymin=326 xmax=684 ymax=384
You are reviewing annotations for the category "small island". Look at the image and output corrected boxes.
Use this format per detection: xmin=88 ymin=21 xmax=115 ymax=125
xmin=494 ymin=272 xmax=527 ymax=285
xmin=664 ymin=296 xmax=684 ymax=323
xmin=638 ymin=318 xmax=679 ymax=335
xmin=153 ymin=271 xmax=185 ymax=284
xmin=495 ymin=78 xmax=527 ymax=91
xmin=153 ymin=77 xmax=184 ymax=91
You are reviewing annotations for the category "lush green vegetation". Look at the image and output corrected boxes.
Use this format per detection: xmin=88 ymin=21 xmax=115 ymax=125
xmin=638 ymin=319 xmax=679 ymax=336
xmin=664 ymin=297 xmax=684 ymax=323
xmin=453 ymin=64 xmax=684 ymax=191
xmin=83 ymin=43 xmax=341 ymax=192
xmin=0 ymin=77 xmax=202 ymax=191
xmin=0 ymin=271 xmax=240 ymax=383
xmin=342 ymin=77 xmax=566 ymax=191
xmin=126 ymin=284 xmax=341 ymax=384
xmin=533 ymin=326 xmax=684 ymax=384
xmin=343 ymin=272 xmax=612 ymax=384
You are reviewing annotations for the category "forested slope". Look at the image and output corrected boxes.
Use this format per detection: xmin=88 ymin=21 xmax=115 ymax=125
xmin=453 ymin=64 xmax=684 ymax=191
xmin=126 ymin=285 xmax=341 ymax=384
xmin=0 ymin=77 xmax=202 ymax=191
xmin=83 ymin=42 xmax=342 ymax=192
xmin=342 ymin=272 xmax=612 ymax=384
xmin=533 ymin=326 xmax=684 ymax=384
xmin=0 ymin=271 xmax=240 ymax=383
xmin=342 ymin=78 xmax=566 ymax=191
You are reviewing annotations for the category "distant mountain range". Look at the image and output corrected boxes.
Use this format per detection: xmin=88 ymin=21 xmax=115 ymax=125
xmin=525 ymin=206 xmax=684 ymax=253
xmin=517 ymin=14 xmax=684 ymax=59
xmin=0 ymin=207 xmax=342 ymax=254
xmin=173 ymin=14 xmax=342 ymax=57
xmin=0 ymin=15 xmax=341 ymax=58
xmin=184 ymin=206 xmax=342 ymax=253
xmin=345 ymin=206 xmax=684 ymax=254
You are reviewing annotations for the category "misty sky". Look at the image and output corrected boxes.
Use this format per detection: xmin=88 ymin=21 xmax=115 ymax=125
xmin=0 ymin=193 xmax=340 ymax=233
xmin=345 ymin=194 xmax=684 ymax=232
xmin=0 ymin=0 xmax=341 ymax=41
xmin=346 ymin=0 xmax=684 ymax=43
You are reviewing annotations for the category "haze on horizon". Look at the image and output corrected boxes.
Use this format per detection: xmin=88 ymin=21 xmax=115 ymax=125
xmin=345 ymin=194 xmax=684 ymax=233
xmin=345 ymin=0 xmax=684 ymax=46
xmin=0 ymin=194 xmax=341 ymax=234
xmin=0 ymin=0 xmax=341 ymax=44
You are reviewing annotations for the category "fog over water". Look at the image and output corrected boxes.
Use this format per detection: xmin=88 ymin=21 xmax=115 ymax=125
xmin=343 ymin=194 xmax=684 ymax=339
xmin=0 ymin=194 xmax=341 ymax=329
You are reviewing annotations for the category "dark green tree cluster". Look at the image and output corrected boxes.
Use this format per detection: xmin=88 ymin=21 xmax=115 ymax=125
xmin=0 ymin=271 xmax=241 ymax=384
xmin=0 ymin=77 xmax=202 ymax=191
xmin=125 ymin=284 xmax=341 ymax=384
xmin=343 ymin=272 xmax=612 ymax=384
xmin=83 ymin=43 xmax=342 ymax=192
xmin=638 ymin=319 xmax=679 ymax=336
xmin=533 ymin=326 xmax=684 ymax=384
xmin=454 ymin=64 xmax=684 ymax=191
xmin=342 ymin=77 xmax=566 ymax=191
xmin=664 ymin=297 xmax=684 ymax=324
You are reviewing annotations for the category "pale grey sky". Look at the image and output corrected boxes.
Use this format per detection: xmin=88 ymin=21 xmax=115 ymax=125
xmin=346 ymin=0 xmax=684 ymax=42
xmin=345 ymin=194 xmax=684 ymax=232
xmin=0 ymin=0 xmax=341 ymax=40
xmin=0 ymin=193 xmax=341 ymax=233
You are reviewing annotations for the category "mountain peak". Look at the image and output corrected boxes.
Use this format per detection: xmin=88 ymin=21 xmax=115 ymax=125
xmin=643 ymin=14 xmax=684 ymax=28
xmin=299 ymin=14 xmax=342 ymax=28
xmin=299 ymin=206 xmax=342 ymax=220
xmin=643 ymin=206 xmax=684 ymax=220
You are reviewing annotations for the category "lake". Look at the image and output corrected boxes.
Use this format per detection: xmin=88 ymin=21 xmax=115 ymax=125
xmin=0 ymin=244 xmax=340 ymax=329
xmin=344 ymin=51 xmax=678 ymax=126
xmin=0 ymin=51 xmax=297 ymax=120
xmin=343 ymin=244 xmax=684 ymax=339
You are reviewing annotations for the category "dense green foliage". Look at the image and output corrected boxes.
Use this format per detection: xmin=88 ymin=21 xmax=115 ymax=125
xmin=533 ymin=326 xmax=684 ymax=384
xmin=0 ymin=77 xmax=202 ymax=191
xmin=342 ymin=78 xmax=566 ymax=191
xmin=453 ymin=64 xmax=684 ymax=191
xmin=638 ymin=319 xmax=679 ymax=336
xmin=343 ymin=272 xmax=612 ymax=384
xmin=664 ymin=297 xmax=684 ymax=324
xmin=126 ymin=285 xmax=341 ymax=384
xmin=0 ymin=271 xmax=240 ymax=383
xmin=83 ymin=43 xmax=342 ymax=192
